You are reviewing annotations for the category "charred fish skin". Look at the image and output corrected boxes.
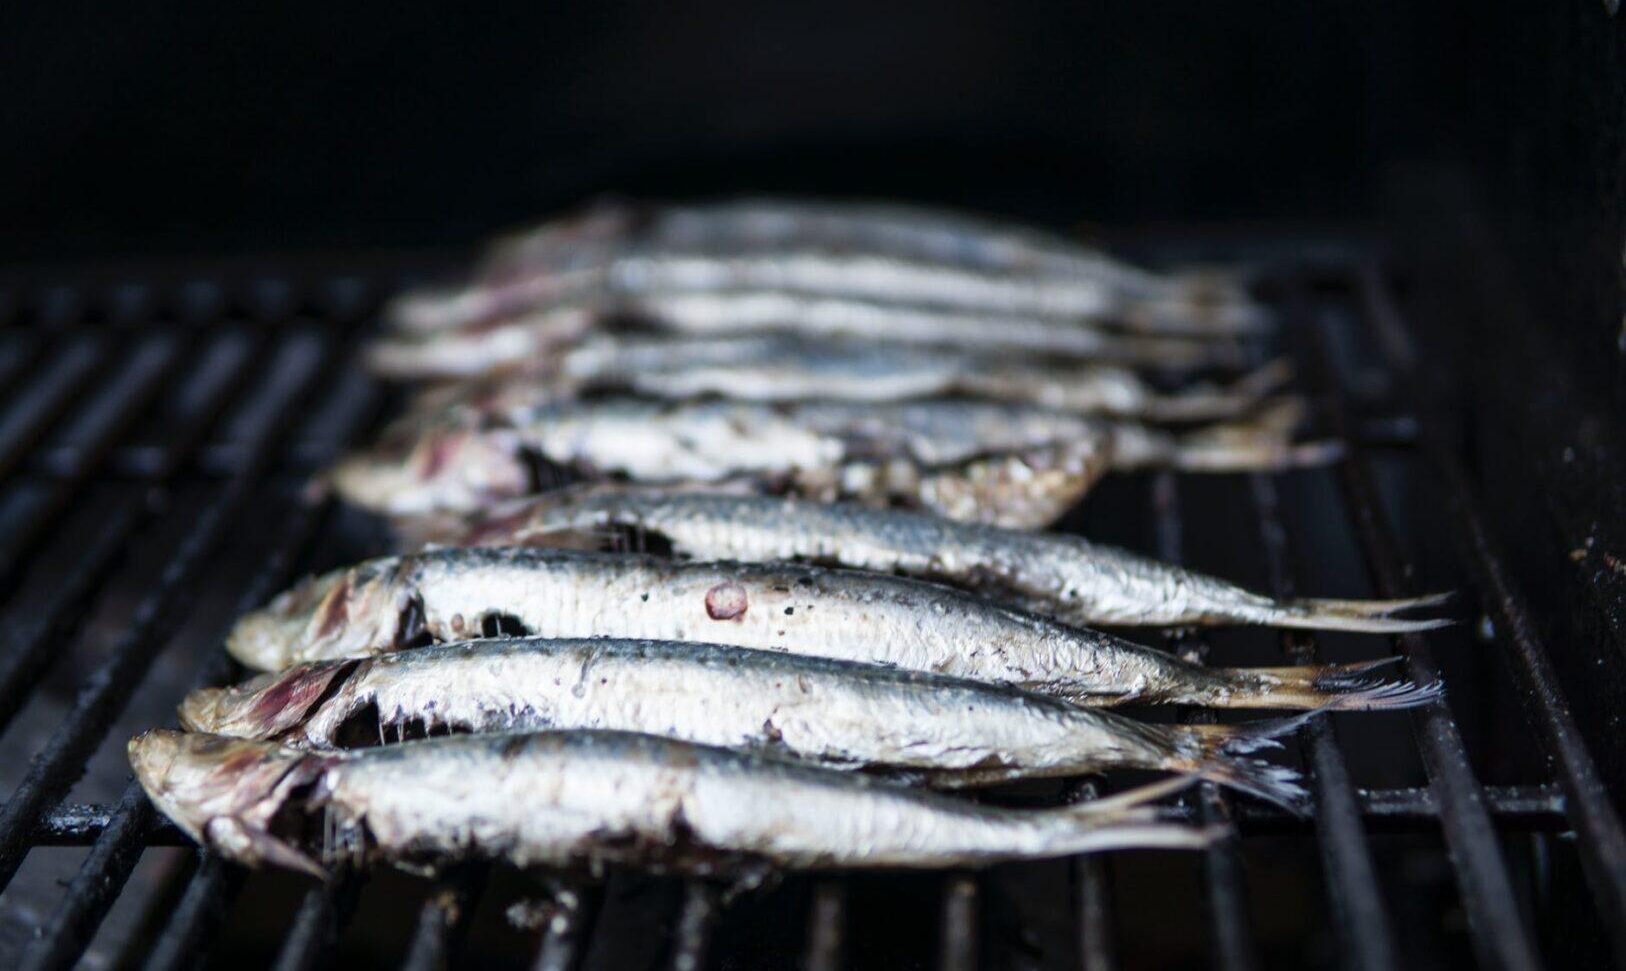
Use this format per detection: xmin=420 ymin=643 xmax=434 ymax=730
xmin=446 ymin=490 xmax=1451 ymax=633
xmin=129 ymin=728 xmax=1215 ymax=877
xmin=181 ymin=637 xmax=1307 ymax=808
xmin=226 ymin=548 xmax=1441 ymax=714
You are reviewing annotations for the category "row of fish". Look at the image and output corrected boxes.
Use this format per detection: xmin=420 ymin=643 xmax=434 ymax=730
xmin=131 ymin=197 xmax=1450 ymax=881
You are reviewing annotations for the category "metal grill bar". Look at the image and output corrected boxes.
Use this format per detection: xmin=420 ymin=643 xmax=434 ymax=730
xmin=401 ymin=866 xmax=486 ymax=971
xmin=1248 ymin=472 xmax=1402 ymax=971
xmin=1292 ymin=280 xmax=1545 ymax=971
xmin=0 ymin=333 xmax=337 ymax=894
xmin=20 ymin=495 xmax=341 ymax=971
xmin=1354 ymin=270 xmax=1626 ymax=968
xmin=0 ymin=252 xmax=1604 ymax=969
xmin=1150 ymin=472 xmax=1260 ymax=971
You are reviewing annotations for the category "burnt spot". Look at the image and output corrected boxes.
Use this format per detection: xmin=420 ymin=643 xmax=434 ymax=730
xmin=704 ymin=582 xmax=749 ymax=622
xmin=481 ymin=612 xmax=531 ymax=638
xmin=783 ymin=606 xmax=795 ymax=616
xmin=393 ymin=594 xmax=432 ymax=650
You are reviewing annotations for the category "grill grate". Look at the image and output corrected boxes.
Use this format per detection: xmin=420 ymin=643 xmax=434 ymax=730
xmin=0 ymin=240 xmax=1620 ymax=969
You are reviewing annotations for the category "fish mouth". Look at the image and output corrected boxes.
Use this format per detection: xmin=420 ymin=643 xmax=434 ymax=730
xmin=127 ymin=730 xmax=332 ymax=877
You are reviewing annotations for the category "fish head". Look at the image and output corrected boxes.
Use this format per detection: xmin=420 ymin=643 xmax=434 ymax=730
xmin=326 ymin=424 xmax=533 ymax=517
xmin=181 ymin=660 xmax=359 ymax=740
xmin=227 ymin=559 xmax=422 ymax=671
xmin=128 ymin=729 xmax=333 ymax=877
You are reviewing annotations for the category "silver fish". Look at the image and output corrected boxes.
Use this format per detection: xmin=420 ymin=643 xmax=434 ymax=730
xmin=375 ymin=290 xmax=1248 ymax=380
xmin=224 ymin=547 xmax=1439 ymax=714
xmin=129 ymin=728 xmax=1214 ymax=878
xmin=391 ymin=249 xmax=1266 ymax=341
xmin=373 ymin=331 xmax=1283 ymax=426
xmin=485 ymin=197 xmax=1184 ymax=296
xmin=180 ymin=637 xmax=1308 ymax=807
xmin=325 ymin=395 xmax=1337 ymax=525
xmin=430 ymin=489 xmax=1450 ymax=634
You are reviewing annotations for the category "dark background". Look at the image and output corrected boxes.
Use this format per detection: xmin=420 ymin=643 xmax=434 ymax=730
xmin=3 ymin=3 xmax=1456 ymax=261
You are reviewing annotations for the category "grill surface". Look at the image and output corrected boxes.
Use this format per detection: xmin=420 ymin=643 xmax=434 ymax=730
xmin=0 ymin=236 xmax=1620 ymax=969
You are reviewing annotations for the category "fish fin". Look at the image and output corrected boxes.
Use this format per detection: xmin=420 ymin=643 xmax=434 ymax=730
xmin=1066 ymin=773 xmax=1204 ymax=818
xmin=1202 ymin=658 xmax=1443 ymax=711
xmin=1173 ymin=718 xmax=1315 ymax=813
xmin=1142 ymin=359 xmax=1296 ymax=422
xmin=206 ymin=817 xmax=330 ymax=881
xmin=1264 ymin=591 xmax=1455 ymax=633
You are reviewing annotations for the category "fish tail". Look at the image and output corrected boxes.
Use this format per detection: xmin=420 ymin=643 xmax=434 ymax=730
xmin=1201 ymin=658 xmax=1443 ymax=711
xmin=1154 ymin=401 xmax=1343 ymax=473
xmin=1144 ymin=359 xmax=1297 ymax=422
xmin=1261 ymin=591 xmax=1455 ymax=633
xmin=1170 ymin=717 xmax=1315 ymax=813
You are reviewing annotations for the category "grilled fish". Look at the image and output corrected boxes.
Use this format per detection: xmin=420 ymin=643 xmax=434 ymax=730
xmin=225 ymin=548 xmax=1439 ymax=713
xmin=390 ymin=249 xmax=1265 ymax=342
xmin=484 ymin=197 xmax=1195 ymax=298
xmin=129 ymin=728 xmax=1214 ymax=878
xmin=429 ymin=489 xmax=1449 ymax=633
xmin=326 ymin=396 xmax=1337 ymax=525
xmin=181 ymin=637 xmax=1308 ymax=807
xmin=375 ymin=291 xmax=1248 ymax=380
xmin=373 ymin=331 xmax=1283 ymax=425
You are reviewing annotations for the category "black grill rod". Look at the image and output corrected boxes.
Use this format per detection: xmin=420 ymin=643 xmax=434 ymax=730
xmin=1355 ymin=268 xmax=1626 ymax=969
xmin=0 ymin=334 xmax=107 ymax=484
xmin=803 ymin=879 xmax=847 ymax=971
xmin=1149 ymin=472 xmax=1260 ymax=971
xmin=0 ymin=332 xmax=339 ymax=895
xmin=1065 ymin=779 xmax=1117 ymax=971
xmin=665 ymin=880 xmax=720 ymax=971
xmin=1247 ymin=472 xmax=1402 ymax=971
xmin=938 ymin=874 xmax=978 ymax=971
xmin=529 ymin=882 xmax=602 ymax=971
xmin=270 ymin=875 xmax=365 ymax=971
xmin=0 ymin=333 xmax=185 ymax=585
xmin=400 ymin=865 xmax=487 ymax=971
xmin=137 ymin=855 xmax=245 ymax=971
xmin=22 ymin=491 xmax=342 ymax=971
xmin=17 ymin=779 xmax=156 ymax=971
xmin=0 ymin=331 xmax=265 ymax=738
xmin=1292 ymin=281 xmax=1544 ymax=971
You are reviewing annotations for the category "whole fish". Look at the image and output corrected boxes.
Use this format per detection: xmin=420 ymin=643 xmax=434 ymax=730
xmin=483 ymin=197 xmax=1193 ymax=298
xmin=225 ymin=547 xmax=1440 ymax=714
xmin=372 ymin=291 xmax=1246 ymax=380
xmin=390 ymin=249 xmax=1266 ymax=341
xmin=429 ymin=489 xmax=1450 ymax=634
xmin=373 ymin=331 xmax=1283 ymax=426
xmin=129 ymin=728 xmax=1214 ymax=878
xmin=180 ymin=637 xmax=1308 ymax=808
xmin=326 ymin=395 xmax=1337 ymax=525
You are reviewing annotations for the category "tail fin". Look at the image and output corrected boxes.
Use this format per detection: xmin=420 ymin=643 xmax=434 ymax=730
xmin=1264 ymin=591 xmax=1455 ymax=633
xmin=1171 ymin=716 xmax=1315 ymax=813
xmin=1143 ymin=359 xmax=1296 ymax=422
xmin=1205 ymin=658 xmax=1443 ymax=711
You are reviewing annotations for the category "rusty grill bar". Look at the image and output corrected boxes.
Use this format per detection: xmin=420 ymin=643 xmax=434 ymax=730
xmin=0 ymin=242 xmax=1619 ymax=969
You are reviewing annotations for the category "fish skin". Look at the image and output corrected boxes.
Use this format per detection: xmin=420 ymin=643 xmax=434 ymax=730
xmin=403 ymin=197 xmax=1265 ymax=337
xmin=374 ymin=331 xmax=1286 ymax=423
xmin=128 ymin=728 xmax=1215 ymax=877
xmin=325 ymin=395 xmax=1326 ymax=523
xmin=179 ymin=637 xmax=1308 ymax=808
xmin=224 ymin=548 xmax=1441 ymax=715
xmin=435 ymin=489 xmax=1451 ymax=633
